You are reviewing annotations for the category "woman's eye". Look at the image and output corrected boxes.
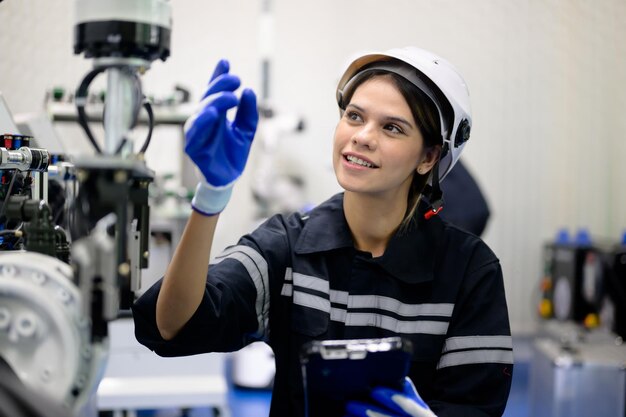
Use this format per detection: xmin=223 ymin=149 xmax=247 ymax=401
xmin=346 ymin=111 xmax=362 ymax=122
xmin=384 ymin=124 xmax=403 ymax=134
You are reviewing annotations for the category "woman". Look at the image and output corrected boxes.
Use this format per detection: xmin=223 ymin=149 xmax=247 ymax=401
xmin=133 ymin=47 xmax=513 ymax=417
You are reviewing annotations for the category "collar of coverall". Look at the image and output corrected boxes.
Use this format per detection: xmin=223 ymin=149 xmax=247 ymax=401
xmin=294 ymin=193 xmax=444 ymax=284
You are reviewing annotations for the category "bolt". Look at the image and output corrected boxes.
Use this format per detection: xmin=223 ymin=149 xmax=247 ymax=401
xmin=31 ymin=272 xmax=46 ymax=285
xmin=57 ymin=288 xmax=71 ymax=304
xmin=15 ymin=312 xmax=37 ymax=338
xmin=118 ymin=262 xmax=130 ymax=277
xmin=114 ymin=170 xmax=128 ymax=183
xmin=1 ymin=265 xmax=17 ymax=277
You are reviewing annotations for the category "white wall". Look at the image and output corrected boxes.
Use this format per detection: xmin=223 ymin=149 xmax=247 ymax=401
xmin=1 ymin=0 xmax=625 ymax=333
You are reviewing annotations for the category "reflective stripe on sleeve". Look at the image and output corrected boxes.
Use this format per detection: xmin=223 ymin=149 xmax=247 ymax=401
xmin=442 ymin=335 xmax=513 ymax=353
xmin=437 ymin=348 xmax=514 ymax=369
xmin=212 ymin=245 xmax=270 ymax=338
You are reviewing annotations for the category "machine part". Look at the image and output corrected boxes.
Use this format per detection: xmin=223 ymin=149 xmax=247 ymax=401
xmin=71 ymin=213 xmax=118 ymax=341
xmin=74 ymin=0 xmax=171 ymax=156
xmin=541 ymin=239 xmax=626 ymax=337
xmin=0 ymin=146 xmax=50 ymax=172
xmin=553 ymin=275 xmax=572 ymax=321
xmin=582 ymin=250 xmax=604 ymax=306
xmin=549 ymin=244 xmax=596 ymax=322
xmin=603 ymin=247 xmax=626 ymax=339
xmin=70 ymin=156 xmax=153 ymax=311
xmin=4 ymin=196 xmax=70 ymax=260
xmin=74 ymin=62 xmax=144 ymax=156
xmin=551 ymin=246 xmax=577 ymax=321
xmin=74 ymin=0 xmax=171 ymax=62
xmin=0 ymin=251 xmax=104 ymax=409
xmin=47 ymin=161 xmax=77 ymax=233
xmin=128 ymin=218 xmax=143 ymax=294
xmin=54 ymin=226 xmax=71 ymax=264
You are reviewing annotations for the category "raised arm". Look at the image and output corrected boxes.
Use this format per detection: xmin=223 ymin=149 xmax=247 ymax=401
xmin=155 ymin=59 xmax=258 ymax=340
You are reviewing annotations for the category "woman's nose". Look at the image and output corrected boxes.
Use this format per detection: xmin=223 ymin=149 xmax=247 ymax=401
xmin=351 ymin=124 xmax=377 ymax=149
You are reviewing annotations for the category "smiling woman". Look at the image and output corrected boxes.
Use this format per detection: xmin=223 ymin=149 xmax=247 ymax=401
xmin=133 ymin=47 xmax=513 ymax=417
xmin=333 ymin=74 xmax=441 ymax=239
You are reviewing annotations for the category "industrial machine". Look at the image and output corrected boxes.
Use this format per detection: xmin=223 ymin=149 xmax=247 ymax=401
xmin=532 ymin=230 xmax=626 ymax=417
xmin=537 ymin=230 xmax=626 ymax=339
xmin=0 ymin=1 xmax=172 ymax=416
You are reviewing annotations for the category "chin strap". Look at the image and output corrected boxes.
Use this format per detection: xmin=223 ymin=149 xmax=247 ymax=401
xmin=424 ymin=160 xmax=444 ymax=220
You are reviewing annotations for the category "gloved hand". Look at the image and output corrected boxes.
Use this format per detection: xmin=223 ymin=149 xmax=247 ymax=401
xmin=345 ymin=378 xmax=437 ymax=417
xmin=184 ymin=59 xmax=258 ymax=215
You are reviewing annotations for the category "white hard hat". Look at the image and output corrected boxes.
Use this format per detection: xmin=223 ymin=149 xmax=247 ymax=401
xmin=336 ymin=46 xmax=471 ymax=181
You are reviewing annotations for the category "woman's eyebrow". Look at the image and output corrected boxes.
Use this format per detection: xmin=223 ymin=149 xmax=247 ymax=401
xmin=345 ymin=103 xmax=365 ymax=113
xmin=385 ymin=115 xmax=414 ymax=130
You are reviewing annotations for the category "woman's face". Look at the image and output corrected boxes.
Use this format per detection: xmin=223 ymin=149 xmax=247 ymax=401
xmin=333 ymin=75 xmax=438 ymax=200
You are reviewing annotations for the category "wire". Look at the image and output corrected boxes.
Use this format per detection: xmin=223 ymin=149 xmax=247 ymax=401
xmin=76 ymin=65 xmax=149 ymax=156
xmin=138 ymin=99 xmax=154 ymax=154
xmin=75 ymin=67 xmax=107 ymax=154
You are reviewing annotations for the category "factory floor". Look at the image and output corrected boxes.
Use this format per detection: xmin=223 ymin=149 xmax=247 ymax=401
xmin=135 ymin=360 xmax=529 ymax=417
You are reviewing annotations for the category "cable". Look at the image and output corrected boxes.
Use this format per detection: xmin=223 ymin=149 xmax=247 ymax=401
xmin=138 ymin=99 xmax=154 ymax=154
xmin=75 ymin=67 xmax=107 ymax=154
xmin=76 ymin=65 xmax=145 ymax=155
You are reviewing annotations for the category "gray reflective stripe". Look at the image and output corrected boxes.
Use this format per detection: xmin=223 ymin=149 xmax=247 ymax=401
xmin=281 ymin=268 xmax=293 ymax=296
xmin=349 ymin=295 xmax=454 ymax=317
xmin=330 ymin=307 xmax=347 ymax=322
xmin=442 ymin=335 xmax=513 ymax=353
xmin=281 ymin=286 xmax=347 ymax=305
xmin=346 ymin=312 xmax=449 ymax=335
xmin=280 ymin=272 xmax=452 ymax=335
xmin=330 ymin=289 xmax=349 ymax=306
xmin=281 ymin=283 xmax=293 ymax=296
xmin=294 ymin=290 xmax=330 ymax=312
xmin=286 ymin=273 xmax=452 ymax=317
xmin=293 ymin=272 xmax=329 ymax=293
xmin=437 ymin=349 xmax=514 ymax=369
xmin=212 ymin=245 xmax=269 ymax=337
xmin=289 ymin=290 xmax=448 ymax=335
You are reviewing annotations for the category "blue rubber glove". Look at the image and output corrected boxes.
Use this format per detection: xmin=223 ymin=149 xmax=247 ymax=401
xmin=345 ymin=378 xmax=437 ymax=417
xmin=184 ymin=59 xmax=258 ymax=215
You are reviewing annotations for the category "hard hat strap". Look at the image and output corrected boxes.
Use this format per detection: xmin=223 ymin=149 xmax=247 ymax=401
xmin=424 ymin=159 xmax=444 ymax=220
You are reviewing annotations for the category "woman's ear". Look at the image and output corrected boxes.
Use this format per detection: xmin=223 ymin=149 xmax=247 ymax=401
xmin=416 ymin=145 xmax=441 ymax=175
